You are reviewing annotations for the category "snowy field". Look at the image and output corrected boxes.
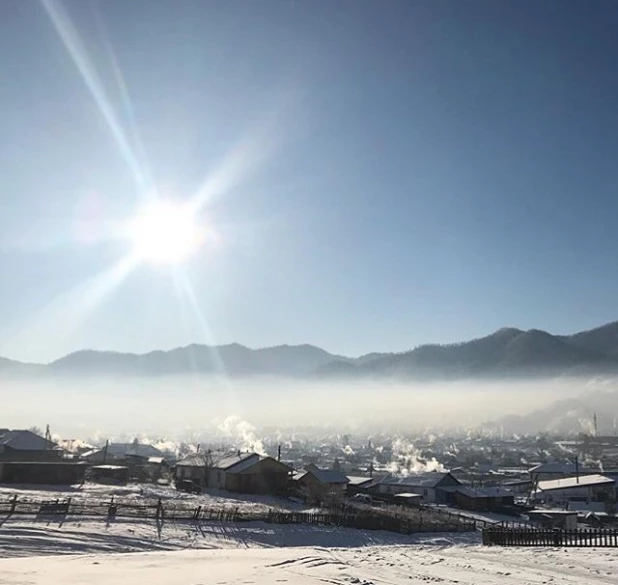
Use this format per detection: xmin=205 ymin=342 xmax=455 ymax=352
xmin=1 ymin=486 xmax=616 ymax=584
xmin=1 ymin=535 xmax=617 ymax=585
xmin=0 ymin=514 xmax=617 ymax=584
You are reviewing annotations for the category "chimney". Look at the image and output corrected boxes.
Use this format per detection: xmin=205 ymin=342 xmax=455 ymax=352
xmin=237 ymin=449 xmax=241 ymax=457
xmin=196 ymin=444 xmax=200 ymax=454
xmin=369 ymin=462 xmax=374 ymax=479
xmin=277 ymin=445 xmax=281 ymax=462
xmin=575 ymin=456 xmax=580 ymax=484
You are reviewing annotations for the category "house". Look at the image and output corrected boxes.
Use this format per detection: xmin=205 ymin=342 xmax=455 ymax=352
xmin=0 ymin=461 xmax=87 ymax=485
xmin=373 ymin=472 xmax=461 ymax=504
xmin=175 ymin=453 xmax=209 ymax=486
xmin=529 ymin=462 xmax=598 ymax=483
xmin=176 ymin=451 xmax=292 ymax=494
xmin=82 ymin=442 xmax=166 ymax=465
xmin=535 ymin=474 xmax=616 ymax=511
xmin=0 ymin=429 xmax=63 ymax=462
xmin=452 ymin=486 xmax=515 ymax=512
xmin=296 ymin=464 xmax=349 ymax=504
xmin=527 ymin=509 xmax=578 ymax=530
xmin=346 ymin=475 xmax=384 ymax=496
xmin=208 ymin=452 xmax=292 ymax=494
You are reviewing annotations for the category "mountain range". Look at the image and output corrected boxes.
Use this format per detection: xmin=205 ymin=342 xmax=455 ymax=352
xmin=2 ymin=321 xmax=618 ymax=379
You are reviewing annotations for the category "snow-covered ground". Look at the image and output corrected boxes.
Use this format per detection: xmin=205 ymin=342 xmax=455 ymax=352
xmin=0 ymin=482 xmax=308 ymax=513
xmin=1 ymin=487 xmax=616 ymax=584
xmin=1 ymin=536 xmax=616 ymax=584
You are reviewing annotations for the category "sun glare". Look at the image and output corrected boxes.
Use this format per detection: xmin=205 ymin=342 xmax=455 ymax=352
xmin=129 ymin=201 xmax=202 ymax=264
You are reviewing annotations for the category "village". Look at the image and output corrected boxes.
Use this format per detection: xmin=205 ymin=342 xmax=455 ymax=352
xmin=1 ymin=424 xmax=617 ymax=533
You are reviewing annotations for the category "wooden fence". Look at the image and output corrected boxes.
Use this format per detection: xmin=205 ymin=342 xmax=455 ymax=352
xmin=0 ymin=494 xmax=476 ymax=535
xmin=483 ymin=526 xmax=618 ymax=547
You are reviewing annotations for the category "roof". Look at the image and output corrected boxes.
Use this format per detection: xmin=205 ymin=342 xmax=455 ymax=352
xmin=527 ymin=509 xmax=577 ymax=517
xmin=538 ymin=474 xmax=615 ymax=491
xmin=0 ymin=461 xmax=86 ymax=467
xmin=211 ymin=452 xmax=260 ymax=471
xmin=176 ymin=454 xmax=208 ymax=467
xmin=381 ymin=472 xmax=455 ymax=489
xmin=347 ymin=476 xmax=375 ymax=487
xmin=454 ymin=486 xmax=513 ymax=498
xmin=393 ymin=492 xmax=423 ymax=499
xmin=92 ymin=465 xmax=128 ymax=470
xmin=87 ymin=443 xmax=165 ymax=459
xmin=303 ymin=464 xmax=349 ymax=485
xmin=530 ymin=462 xmax=598 ymax=474
xmin=0 ymin=430 xmax=58 ymax=451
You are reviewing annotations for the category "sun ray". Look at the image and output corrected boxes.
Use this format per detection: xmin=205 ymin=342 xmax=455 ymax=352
xmin=41 ymin=0 xmax=149 ymax=196
xmin=171 ymin=267 xmax=234 ymax=393
xmin=0 ymin=253 xmax=140 ymax=359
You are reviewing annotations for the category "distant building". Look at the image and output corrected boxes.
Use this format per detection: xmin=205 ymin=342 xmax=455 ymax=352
xmin=374 ymin=472 xmax=461 ymax=504
xmin=529 ymin=462 xmax=599 ymax=483
xmin=0 ymin=429 xmax=63 ymax=462
xmin=90 ymin=465 xmax=130 ymax=485
xmin=535 ymin=474 xmax=616 ymax=511
xmin=82 ymin=442 xmax=166 ymax=465
xmin=527 ymin=509 xmax=578 ymax=530
xmin=175 ymin=451 xmax=292 ymax=495
xmin=451 ymin=486 xmax=515 ymax=512
xmin=175 ymin=453 xmax=208 ymax=486
xmin=296 ymin=464 xmax=349 ymax=504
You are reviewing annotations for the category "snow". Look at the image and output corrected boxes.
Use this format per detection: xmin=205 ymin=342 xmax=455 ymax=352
xmin=0 ymin=482 xmax=311 ymax=513
xmin=0 ymin=529 xmax=616 ymax=584
xmin=1 ymin=484 xmax=617 ymax=584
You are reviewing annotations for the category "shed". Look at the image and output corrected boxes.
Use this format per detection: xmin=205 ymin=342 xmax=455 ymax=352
xmin=90 ymin=465 xmax=130 ymax=485
xmin=297 ymin=464 xmax=349 ymax=504
xmin=527 ymin=509 xmax=578 ymax=530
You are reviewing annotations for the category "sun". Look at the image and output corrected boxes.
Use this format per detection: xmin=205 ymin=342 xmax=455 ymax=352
xmin=128 ymin=201 xmax=202 ymax=265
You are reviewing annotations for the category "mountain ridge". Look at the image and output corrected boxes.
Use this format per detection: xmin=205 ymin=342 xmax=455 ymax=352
xmin=2 ymin=321 xmax=618 ymax=379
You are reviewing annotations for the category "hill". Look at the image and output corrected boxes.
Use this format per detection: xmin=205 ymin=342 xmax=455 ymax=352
xmin=2 ymin=320 xmax=618 ymax=379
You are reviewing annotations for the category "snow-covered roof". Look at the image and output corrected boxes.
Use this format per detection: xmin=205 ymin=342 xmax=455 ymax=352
xmin=530 ymin=462 xmax=598 ymax=474
xmin=393 ymin=492 xmax=423 ymax=499
xmin=527 ymin=509 xmax=577 ymax=516
xmin=304 ymin=465 xmax=349 ymax=485
xmin=176 ymin=454 xmax=208 ymax=467
xmin=0 ymin=429 xmax=58 ymax=451
xmin=538 ymin=474 xmax=615 ymax=492
xmin=381 ymin=472 xmax=454 ymax=489
xmin=347 ymin=476 xmax=374 ymax=486
xmin=87 ymin=443 xmax=165 ymax=459
xmin=212 ymin=452 xmax=259 ymax=471
xmin=226 ymin=454 xmax=262 ymax=474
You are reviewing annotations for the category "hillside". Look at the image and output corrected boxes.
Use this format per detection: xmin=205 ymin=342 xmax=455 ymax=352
xmin=2 ymin=320 xmax=618 ymax=379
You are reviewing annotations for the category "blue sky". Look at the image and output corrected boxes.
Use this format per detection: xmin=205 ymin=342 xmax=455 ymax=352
xmin=1 ymin=0 xmax=618 ymax=363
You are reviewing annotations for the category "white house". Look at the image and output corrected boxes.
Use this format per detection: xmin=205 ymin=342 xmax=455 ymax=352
xmin=536 ymin=474 xmax=616 ymax=510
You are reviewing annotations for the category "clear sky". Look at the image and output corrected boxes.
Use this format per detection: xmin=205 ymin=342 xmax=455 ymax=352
xmin=1 ymin=0 xmax=618 ymax=363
